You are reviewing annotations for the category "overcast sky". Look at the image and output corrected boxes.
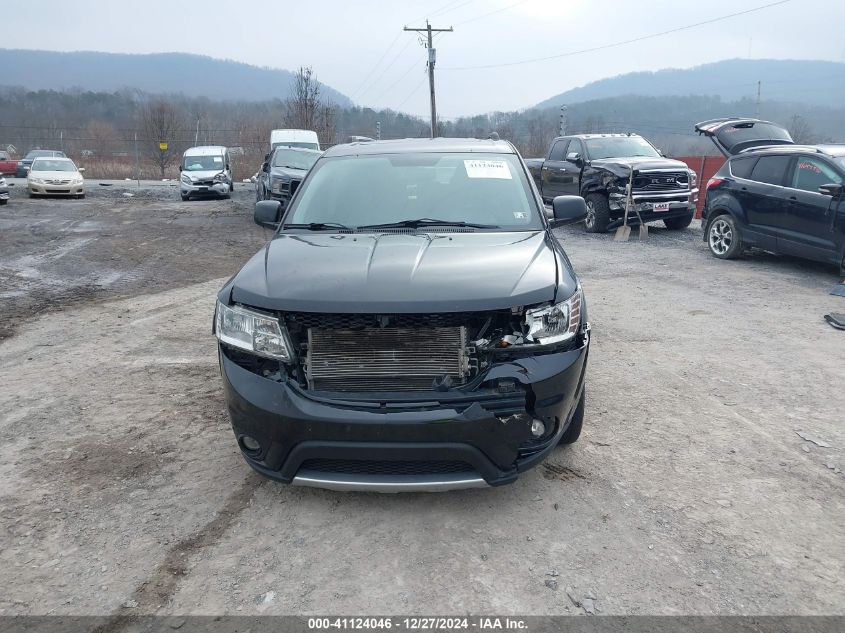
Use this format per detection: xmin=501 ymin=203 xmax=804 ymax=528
xmin=4 ymin=0 xmax=844 ymax=117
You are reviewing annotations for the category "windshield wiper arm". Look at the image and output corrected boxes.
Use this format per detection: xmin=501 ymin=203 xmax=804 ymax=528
xmin=282 ymin=222 xmax=354 ymax=231
xmin=358 ymin=218 xmax=498 ymax=230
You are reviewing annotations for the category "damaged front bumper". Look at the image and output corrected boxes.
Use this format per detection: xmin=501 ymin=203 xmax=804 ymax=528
xmin=608 ymin=190 xmax=698 ymax=227
xmin=180 ymin=181 xmax=230 ymax=197
xmin=218 ymin=331 xmax=589 ymax=492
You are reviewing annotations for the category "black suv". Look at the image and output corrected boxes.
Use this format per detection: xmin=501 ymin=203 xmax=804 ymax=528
xmin=215 ymin=138 xmax=591 ymax=492
xmin=696 ymin=118 xmax=845 ymax=273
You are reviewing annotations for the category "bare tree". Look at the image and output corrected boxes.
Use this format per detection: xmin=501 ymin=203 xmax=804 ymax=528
xmin=84 ymin=120 xmax=118 ymax=156
xmin=283 ymin=67 xmax=337 ymax=144
xmin=140 ymin=100 xmax=184 ymax=178
xmin=787 ymin=114 xmax=817 ymax=144
xmin=284 ymin=67 xmax=322 ymax=131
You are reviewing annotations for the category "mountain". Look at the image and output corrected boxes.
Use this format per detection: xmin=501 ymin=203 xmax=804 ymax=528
xmin=534 ymin=59 xmax=845 ymax=110
xmin=0 ymin=49 xmax=352 ymax=106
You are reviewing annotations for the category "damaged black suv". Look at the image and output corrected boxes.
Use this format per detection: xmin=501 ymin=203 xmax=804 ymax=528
xmin=214 ymin=138 xmax=590 ymax=491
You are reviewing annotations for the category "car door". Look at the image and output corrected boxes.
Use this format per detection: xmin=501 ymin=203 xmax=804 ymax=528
xmin=559 ymin=139 xmax=584 ymax=196
xmin=779 ymin=155 xmax=843 ymax=263
xmin=540 ymin=140 xmax=569 ymax=199
xmin=740 ymin=154 xmax=792 ymax=250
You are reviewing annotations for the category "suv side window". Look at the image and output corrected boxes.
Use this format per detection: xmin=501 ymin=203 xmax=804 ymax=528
xmin=729 ymin=156 xmax=756 ymax=179
xmin=749 ymin=155 xmax=791 ymax=186
xmin=567 ymin=139 xmax=584 ymax=159
xmin=548 ymin=140 xmax=569 ymax=162
xmin=791 ymin=156 xmax=842 ymax=193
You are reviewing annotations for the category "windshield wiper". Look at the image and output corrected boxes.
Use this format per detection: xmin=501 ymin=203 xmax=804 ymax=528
xmin=282 ymin=222 xmax=354 ymax=231
xmin=358 ymin=218 xmax=499 ymax=230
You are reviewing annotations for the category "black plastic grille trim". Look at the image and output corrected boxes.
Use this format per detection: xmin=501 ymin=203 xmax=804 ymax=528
xmin=300 ymin=458 xmax=476 ymax=476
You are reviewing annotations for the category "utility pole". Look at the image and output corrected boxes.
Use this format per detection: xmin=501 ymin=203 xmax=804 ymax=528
xmin=376 ymin=121 xmax=381 ymax=140
xmin=755 ymin=80 xmax=762 ymax=118
xmin=404 ymin=21 xmax=453 ymax=138
xmin=559 ymin=105 xmax=568 ymax=136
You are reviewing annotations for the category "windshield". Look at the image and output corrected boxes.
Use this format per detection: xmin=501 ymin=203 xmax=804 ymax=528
xmin=272 ymin=142 xmax=319 ymax=150
xmin=30 ymin=159 xmax=76 ymax=172
xmin=585 ymin=137 xmax=660 ymax=159
xmin=26 ymin=150 xmax=64 ymax=160
xmin=287 ymin=152 xmax=541 ymax=230
xmin=182 ymin=155 xmax=224 ymax=171
xmin=272 ymin=149 xmax=319 ymax=170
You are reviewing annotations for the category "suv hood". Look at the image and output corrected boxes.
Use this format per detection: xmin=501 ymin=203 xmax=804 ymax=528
xmin=695 ymin=118 xmax=794 ymax=156
xmin=589 ymin=156 xmax=689 ymax=178
xmin=269 ymin=166 xmax=308 ymax=179
xmin=230 ymin=231 xmax=569 ymax=313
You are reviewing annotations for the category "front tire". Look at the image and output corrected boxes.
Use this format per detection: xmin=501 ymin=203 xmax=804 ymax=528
xmin=0 ymin=199 xmax=7 ymax=205
xmin=180 ymin=193 xmax=189 ymax=201
xmin=559 ymin=388 xmax=585 ymax=445
xmin=708 ymin=214 xmax=742 ymax=259
xmin=584 ymin=194 xmax=611 ymax=233
xmin=663 ymin=212 xmax=694 ymax=230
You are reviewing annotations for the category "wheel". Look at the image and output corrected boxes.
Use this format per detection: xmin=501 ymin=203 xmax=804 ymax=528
xmin=559 ymin=388 xmax=585 ymax=445
xmin=584 ymin=194 xmax=611 ymax=233
xmin=28 ymin=192 xmax=36 ymax=199
xmin=0 ymin=199 xmax=7 ymax=205
xmin=230 ymin=181 xmax=235 ymax=192
xmin=663 ymin=212 xmax=694 ymax=230
xmin=77 ymin=193 xmax=85 ymax=200
xmin=180 ymin=193 xmax=189 ymax=201
xmin=707 ymin=214 xmax=742 ymax=259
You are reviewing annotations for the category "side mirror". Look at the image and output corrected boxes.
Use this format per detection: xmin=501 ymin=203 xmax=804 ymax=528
xmin=566 ymin=152 xmax=581 ymax=164
xmin=264 ymin=153 xmax=270 ymax=162
xmin=262 ymin=162 xmax=270 ymax=172
xmin=78 ymin=167 xmax=85 ymax=173
xmin=254 ymin=200 xmax=282 ymax=227
xmin=819 ymin=183 xmax=842 ymax=197
xmin=550 ymin=195 xmax=588 ymax=226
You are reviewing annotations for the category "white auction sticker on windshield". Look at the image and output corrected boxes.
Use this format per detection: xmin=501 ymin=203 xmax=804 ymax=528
xmin=464 ymin=159 xmax=512 ymax=179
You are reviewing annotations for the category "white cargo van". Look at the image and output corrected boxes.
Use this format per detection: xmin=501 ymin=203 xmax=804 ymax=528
xmin=179 ymin=146 xmax=233 ymax=201
xmin=270 ymin=129 xmax=320 ymax=151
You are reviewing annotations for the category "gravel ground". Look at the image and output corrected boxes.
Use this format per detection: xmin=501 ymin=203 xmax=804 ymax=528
xmin=0 ymin=188 xmax=843 ymax=617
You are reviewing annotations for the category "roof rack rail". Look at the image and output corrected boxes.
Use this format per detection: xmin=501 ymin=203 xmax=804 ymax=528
xmin=738 ymin=145 xmax=823 ymax=154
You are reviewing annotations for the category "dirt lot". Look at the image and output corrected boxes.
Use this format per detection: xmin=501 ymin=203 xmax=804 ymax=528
xmin=0 ymin=184 xmax=843 ymax=617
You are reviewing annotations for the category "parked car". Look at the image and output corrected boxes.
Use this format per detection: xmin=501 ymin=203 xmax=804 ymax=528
xmin=525 ymin=134 xmax=699 ymax=232
xmin=0 ymin=150 xmax=18 ymax=175
xmin=214 ymin=138 xmax=591 ymax=491
xmin=270 ymin=129 xmax=320 ymax=151
xmin=256 ymin=146 xmax=321 ymax=206
xmin=0 ymin=176 xmax=8 ymax=205
xmin=696 ymin=117 xmax=845 ymax=274
xmin=16 ymin=149 xmax=66 ymax=178
xmin=179 ymin=146 xmax=233 ymax=201
xmin=27 ymin=157 xmax=85 ymax=198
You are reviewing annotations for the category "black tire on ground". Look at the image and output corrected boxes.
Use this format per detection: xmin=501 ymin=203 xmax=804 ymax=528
xmin=584 ymin=194 xmax=611 ymax=233
xmin=663 ymin=212 xmax=694 ymax=230
xmin=28 ymin=192 xmax=36 ymax=198
xmin=559 ymin=387 xmax=585 ymax=445
xmin=230 ymin=181 xmax=235 ymax=192
xmin=77 ymin=193 xmax=85 ymax=200
xmin=707 ymin=213 xmax=743 ymax=259
xmin=180 ymin=193 xmax=189 ymax=201
xmin=0 ymin=199 xmax=7 ymax=205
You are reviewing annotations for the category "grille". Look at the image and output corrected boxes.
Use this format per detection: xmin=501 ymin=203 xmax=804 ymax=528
xmin=290 ymin=179 xmax=301 ymax=196
xmin=195 ymin=179 xmax=214 ymax=186
xmin=633 ymin=171 xmax=689 ymax=192
xmin=300 ymin=459 xmax=475 ymax=476
xmin=286 ymin=312 xmax=485 ymax=330
xmin=47 ymin=179 xmax=71 ymax=185
xmin=306 ymin=326 xmax=468 ymax=391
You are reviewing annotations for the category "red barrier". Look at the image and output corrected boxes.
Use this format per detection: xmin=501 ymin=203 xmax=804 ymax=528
xmin=676 ymin=155 xmax=725 ymax=218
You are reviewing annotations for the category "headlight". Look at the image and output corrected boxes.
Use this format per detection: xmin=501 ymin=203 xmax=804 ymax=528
xmin=689 ymin=170 xmax=698 ymax=187
xmin=215 ymin=301 xmax=292 ymax=361
xmin=30 ymin=178 xmax=43 ymax=184
xmin=524 ymin=288 xmax=582 ymax=345
xmin=213 ymin=172 xmax=227 ymax=183
xmin=0 ymin=178 xmax=6 ymax=186
xmin=181 ymin=174 xmax=192 ymax=184
xmin=72 ymin=177 xmax=83 ymax=185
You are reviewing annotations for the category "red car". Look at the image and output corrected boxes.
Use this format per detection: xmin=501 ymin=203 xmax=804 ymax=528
xmin=0 ymin=150 xmax=18 ymax=175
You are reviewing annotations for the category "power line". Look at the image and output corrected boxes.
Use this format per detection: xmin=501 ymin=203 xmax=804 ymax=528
xmin=454 ymin=0 xmax=531 ymax=26
xmin=348 ymin=31 xmax=404 ymax=100
xmin=441 ymin=0 xmax=793 ymax=70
